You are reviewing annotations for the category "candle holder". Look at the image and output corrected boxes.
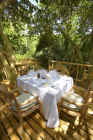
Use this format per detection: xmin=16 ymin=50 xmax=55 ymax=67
xmin=37 ymin=73 xmax=40 ymax=78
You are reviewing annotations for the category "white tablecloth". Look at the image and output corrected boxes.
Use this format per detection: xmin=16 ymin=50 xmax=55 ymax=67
xmin=17 ymin=70 xmax=73 ymax=128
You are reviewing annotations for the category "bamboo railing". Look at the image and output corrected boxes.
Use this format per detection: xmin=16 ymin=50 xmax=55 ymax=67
xmin=11 ymin=59 xmax=93 ymax=88
xmin=48 ymin=60 xmax=93 ymax=87
xmin=15 ymin=59 xmax=40 ymax=76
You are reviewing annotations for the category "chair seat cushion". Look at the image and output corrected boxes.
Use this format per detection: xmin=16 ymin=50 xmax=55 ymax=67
xmin=11 ymin=93 xmax=39 ymax=112
xmin=62 ymin=101 xmax=80 ymax=111
xmin=61 ymin=91 xmax=84 ymax=111
xmin=16 ymin=93 xmax=34 ymax=106
xmin=63 ymin=91 xmax=84 ymax=106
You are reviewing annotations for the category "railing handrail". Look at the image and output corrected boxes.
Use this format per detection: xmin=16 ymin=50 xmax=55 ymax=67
xmin=48 ymin=60 xmax=93 ymax=68
xmin=48 ymin=60 xmax=93 ymax=87
xmin=15 ymin=59 xmax=39 ymax=67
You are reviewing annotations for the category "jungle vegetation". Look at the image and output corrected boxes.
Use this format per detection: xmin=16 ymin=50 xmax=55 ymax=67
xmin=0 ymin=0 xmax=93 ymax=83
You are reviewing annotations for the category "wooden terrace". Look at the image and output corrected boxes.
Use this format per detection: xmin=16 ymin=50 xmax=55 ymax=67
xmin=0 ymin=60 xmax=93 ymax=140
xmin=0 ymin=83 xmax=93 ymax=140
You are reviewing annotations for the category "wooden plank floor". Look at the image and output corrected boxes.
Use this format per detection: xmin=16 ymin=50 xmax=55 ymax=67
xmin=0 ymin=96 xmax=93 ymax=140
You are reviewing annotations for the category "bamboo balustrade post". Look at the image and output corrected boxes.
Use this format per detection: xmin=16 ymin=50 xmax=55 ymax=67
xmin=74 ymin=65 xmax=79 ymax=85
xmin=52 ymin=62 xmax=54 ymax=70
xmin=82 ymin=68 xmax=88 ymax=87
xmin=48 ymin=60 xmax=51 ymax=71
xmin=48 ymin=60 xmax=54 ymax=71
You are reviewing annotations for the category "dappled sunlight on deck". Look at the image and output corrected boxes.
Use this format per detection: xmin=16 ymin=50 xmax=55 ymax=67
xmin=0 ymin=81 xmax=93 ymax=140
xmin=0 ymin=96 xmax=93 ymax=140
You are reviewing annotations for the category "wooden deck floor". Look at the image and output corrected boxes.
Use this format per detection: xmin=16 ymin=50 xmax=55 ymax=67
xmin=0 ymin=95 xmax=93 ymax=140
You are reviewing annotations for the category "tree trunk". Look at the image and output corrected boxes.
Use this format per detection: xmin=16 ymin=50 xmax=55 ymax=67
xmin=0 ymin=23 xmax=17 ymax=86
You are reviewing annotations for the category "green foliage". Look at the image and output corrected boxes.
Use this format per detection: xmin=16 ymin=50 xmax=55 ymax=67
xmin=15 ymin=35 xmax=39 ymax=60
xmin=3 ymin=22 xmax=29 ymax=54
xmin=1 ymin=0 xmax=93 ymax=67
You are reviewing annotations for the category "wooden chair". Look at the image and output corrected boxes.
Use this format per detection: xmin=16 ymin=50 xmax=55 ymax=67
xmin=0 ymin=84 xmax=40 ymax=139
xmin=52 ymin=63 xmax=93 ymax=129
xmin=52 ymin=63 xmax=70 ymax=76
xmin=58 ymin=82 xmax=93 ymax=130
xmin=86 ymin=82 xmax=93 ymax=119
xmin=48 ymin=60 xmax=70 ymax=75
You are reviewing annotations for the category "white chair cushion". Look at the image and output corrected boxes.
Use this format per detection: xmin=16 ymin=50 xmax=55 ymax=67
xmin=62 ymin=101 xmax=80 ymax=111
xmin=11 ymin=93 xmax=39 ymax=112
xmin=16 ymin=93 xmax=35 ymax=106
xmin=63 ymin=91 xmax=84 ymax=106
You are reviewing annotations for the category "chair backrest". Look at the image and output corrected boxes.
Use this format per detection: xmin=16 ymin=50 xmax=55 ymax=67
xmin=50 ymin=62 xmax=70 ymax=76
xmin=0 ymin=84 xmax=18 ymax=107
xmin=0 ymin=84 xmax=40 ymax=118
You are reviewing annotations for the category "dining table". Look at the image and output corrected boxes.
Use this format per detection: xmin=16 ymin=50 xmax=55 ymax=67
xmin=17 ymin=69 xmax=73 ymax=128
